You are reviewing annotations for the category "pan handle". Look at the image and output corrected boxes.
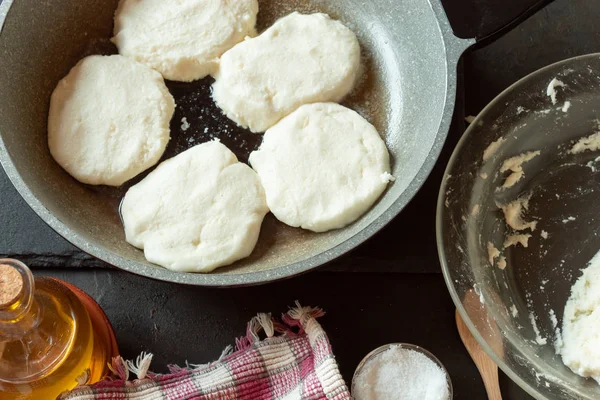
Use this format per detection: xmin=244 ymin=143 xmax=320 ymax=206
xmin=441 ymin=0 xmax=555 ymax=50
xmin=474 ymin=0 xmax=554 ymax=49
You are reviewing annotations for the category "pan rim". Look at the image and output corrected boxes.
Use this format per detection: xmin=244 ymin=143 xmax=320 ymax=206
xmin=0 ymin=0 xmax=466 ymax=287
xmin=436 ymin=52 xmax=600 ymax=400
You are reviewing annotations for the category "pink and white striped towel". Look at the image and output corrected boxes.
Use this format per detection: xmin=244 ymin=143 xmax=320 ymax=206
xmin=60 ymin=303 xmax=351 ymax=400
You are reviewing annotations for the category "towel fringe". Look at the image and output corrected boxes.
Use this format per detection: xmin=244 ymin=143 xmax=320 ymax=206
xmin=247 ymin=315 xmax=261 ymax=343
xmin=167 ymin=364 xmax=187 ymax=374
xmin=288 ymin=301 xmax=325 ymax=322
xmin=257 ymin=313 xmax=275 ymax=338
xmin=219 ymin=345 xmax=234 ymax=360
xmin=188 ymin=362 xmax=209 ymax=369
xmin=106 ymin=305 xmax=324 ymax=382
xmin=236 ymin=335 xmax=252 ymax=352
xmin=108 ymin=356 xmax=129 ymax=381
xmin=75 ymin=368 xmax=91 ymax=386
xmin=126 ymin=352 xmax=153 ymax=380
xmin=273 ymin=320 xmax=289 ymax=334
xmin=246 ymin=312 xmax=275 ymax=345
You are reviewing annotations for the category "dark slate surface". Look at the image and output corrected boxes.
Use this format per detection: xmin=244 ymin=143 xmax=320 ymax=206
xmin=1 ymin=0 xmax=598 ymax=398
xmin=37 ymin=269 xmax=534 ymax=400
xmin=463 ymin=0 xmax=600 ymax=116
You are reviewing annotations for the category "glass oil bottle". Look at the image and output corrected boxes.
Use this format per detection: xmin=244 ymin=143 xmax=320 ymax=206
xmin=0 ymin=259 xmax=112 ymax=399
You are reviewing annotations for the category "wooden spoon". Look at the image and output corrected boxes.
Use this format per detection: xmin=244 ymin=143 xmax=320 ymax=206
xmin=456 ymin=309 xmax=503 ymax=400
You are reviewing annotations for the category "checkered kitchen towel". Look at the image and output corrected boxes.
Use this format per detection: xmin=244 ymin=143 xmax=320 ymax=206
xmin=60 ymin=303 xmax=351 ymax=400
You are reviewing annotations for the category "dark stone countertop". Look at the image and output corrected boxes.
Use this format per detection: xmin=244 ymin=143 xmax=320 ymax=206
xmin=37 ymin=268 xmax=531 ymax=400
xmin=2 ymin=0 xmax=600 ymax=398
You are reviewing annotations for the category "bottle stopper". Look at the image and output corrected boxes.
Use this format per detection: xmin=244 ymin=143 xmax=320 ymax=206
xmin=0 ymin=264 xmax=24 ymax=306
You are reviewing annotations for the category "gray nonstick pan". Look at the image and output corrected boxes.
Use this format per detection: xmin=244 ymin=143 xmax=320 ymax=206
xmin=0 ymin=0 xmax=550 ymax=286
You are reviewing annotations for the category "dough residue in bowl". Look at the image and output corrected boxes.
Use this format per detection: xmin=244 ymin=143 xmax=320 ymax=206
xmin=546 ymin=78 xmax=565 ymax=105
xmin=504 ymin=234 xmax=532 ymax=249
xmin=559 ymin=251 xmax=600 ymax=383
xmin=569 ymin=132 xmax=600 ymax=155
xmin=487 ymin=242 xmax=500 ymax=267
xmin=483 ymin=137 xmax=506 ymax=161
xmin=498 ymin=151 xmax=541 ymax=189
xmin=499 ymin=195 xmax=538 ymax=232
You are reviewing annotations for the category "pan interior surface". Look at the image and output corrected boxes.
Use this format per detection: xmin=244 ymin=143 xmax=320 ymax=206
xmin=440 ymin=54 xmax=600 ymax=399
xmin=0 ymin=0 xmax=451 ymax=285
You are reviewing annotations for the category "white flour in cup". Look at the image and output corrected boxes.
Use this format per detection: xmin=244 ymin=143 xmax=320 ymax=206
xmin=353 ymin=345 xmax=450 ymax=400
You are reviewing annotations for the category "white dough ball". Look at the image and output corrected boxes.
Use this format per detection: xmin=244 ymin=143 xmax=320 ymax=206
xmin=48 ymin=55 xmax=174 ymax=187
xmin=112 ymin=0 xmax=259 ymax=82
xmin=212 ymin=12 xmax=361 ymax=133
xmin=121 ymin=141 xmax=269 ymax=273
xmin=249 ymin=103 xmax=393 ymax=233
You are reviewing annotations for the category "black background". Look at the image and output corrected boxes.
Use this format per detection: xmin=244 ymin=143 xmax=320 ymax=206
xmin=2 ymin=0 xmax=599 ymax=398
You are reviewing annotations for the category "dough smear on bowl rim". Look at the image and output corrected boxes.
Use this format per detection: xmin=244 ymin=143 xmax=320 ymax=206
xmin=121 ymin=140 xmax=269 ymax=273
xmin=48 ymin=54 xmax=174 ymax=187
xmin=212 ymin=12 xmax=361 ymax=133
xmin=112 ymin=0 xmax=259 ymax=82
xmin=249 ymin=102 xmax=393 ymax=233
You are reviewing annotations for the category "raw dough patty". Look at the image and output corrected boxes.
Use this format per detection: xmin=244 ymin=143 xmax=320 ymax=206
xmin=48 ymin=55 xmax=174 ymax=186
xmin=112 ymin=0 xmax=259 ymax=82
xmin=249 ymin=103 xmax=393 ymax=233
xmin=212 ymin=12 xmax=361 ymax=133
xmin=559 ymin=251 xmax=600 ymax=383
xmin=121 ymin=141 xmax=269 ymax=273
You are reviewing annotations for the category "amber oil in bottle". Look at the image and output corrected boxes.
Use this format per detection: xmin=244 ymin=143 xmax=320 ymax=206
xmin=0 ymin=259 xmax=111 ymax=399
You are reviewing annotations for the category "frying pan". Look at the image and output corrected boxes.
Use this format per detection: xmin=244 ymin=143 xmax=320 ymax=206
xmin=439 ymin=54 xmax=600 ymax=399
xmin=0 ymin=0 xmax=550 ymax=286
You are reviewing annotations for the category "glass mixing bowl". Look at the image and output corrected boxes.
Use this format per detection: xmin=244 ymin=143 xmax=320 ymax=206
xmin=437 ymin=54 xmax=600 ymax=399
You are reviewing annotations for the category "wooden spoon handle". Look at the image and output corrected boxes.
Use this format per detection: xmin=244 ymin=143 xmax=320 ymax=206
xmin=476 ymin=355 xmax=502 ymax=400
xmin=456 ymin=310 xmax=503 ymax=400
